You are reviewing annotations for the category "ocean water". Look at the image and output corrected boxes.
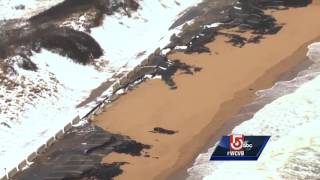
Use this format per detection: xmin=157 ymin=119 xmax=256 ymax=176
xmin=187 ymin=42 xmax=320 ymax=180
xmin=0 ymin=0 xmax=201 ymax=178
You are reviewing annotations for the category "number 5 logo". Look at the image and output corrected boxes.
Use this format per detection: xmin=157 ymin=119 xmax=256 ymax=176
xmin=230 ymin=134 xmax=244 ymax=151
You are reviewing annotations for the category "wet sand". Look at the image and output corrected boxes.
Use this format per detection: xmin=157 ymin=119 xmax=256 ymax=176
xmin=94 ymin=4 xmax=320 ymax=180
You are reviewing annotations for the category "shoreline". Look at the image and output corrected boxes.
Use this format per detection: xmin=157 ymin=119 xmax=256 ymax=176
xmin=93 ymin=3 xmax=320 ymax=180
xmin=171 ymin=36 xmax=318 ymax=180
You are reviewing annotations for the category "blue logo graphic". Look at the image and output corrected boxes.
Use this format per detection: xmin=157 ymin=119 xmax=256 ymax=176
xmin=210 ymin=135 xmax=270 ymax=161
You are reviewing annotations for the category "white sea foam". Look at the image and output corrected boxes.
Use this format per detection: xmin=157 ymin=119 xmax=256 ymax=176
xmin=0 ymin=0 xmax=201 ymax=178
xmin=187 ymin=43 xmax=320 ymax=180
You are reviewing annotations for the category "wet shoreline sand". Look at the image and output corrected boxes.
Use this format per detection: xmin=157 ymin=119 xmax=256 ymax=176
xmin=93 ymin=4 xmax=320 ymax=180
xmin=171 ymin=36 xmax=319 ymax=180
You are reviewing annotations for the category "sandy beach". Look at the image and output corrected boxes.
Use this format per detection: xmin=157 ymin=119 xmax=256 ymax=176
xmin=93 ymin=3 xmax=320 ymax=180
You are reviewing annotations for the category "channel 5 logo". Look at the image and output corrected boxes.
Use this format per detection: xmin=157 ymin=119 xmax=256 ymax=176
xmin=230 ymin=134 xmax=244 ymax=151
xmin=210 ymin=135 xmax=270 ymax=160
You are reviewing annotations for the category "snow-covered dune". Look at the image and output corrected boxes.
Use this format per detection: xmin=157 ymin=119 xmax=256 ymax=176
xmin=0 ymin=0 xmax=64 ymax=20
xmin=0 ymin=0 xmax=201 ymax=178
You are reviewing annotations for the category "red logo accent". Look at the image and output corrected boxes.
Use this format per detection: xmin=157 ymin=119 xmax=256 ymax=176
xmin=230 ymin=134 xmax=244 ymax=151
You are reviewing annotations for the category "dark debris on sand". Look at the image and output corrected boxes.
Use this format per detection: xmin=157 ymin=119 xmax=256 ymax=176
xmin=220 ymin=33 xmax=248 ymax=48
xmin=150 ymin=127 xmax=178 ymax=135
xmin=14 ymin=124 xmax=150 ymax=180
xmin=147 ymin=53 xmax=202 ymax=89
xmin=110 ymin=52 xmax=203 ymax=90
xmin=114 ymin=140 xmax=151 ymax=156
xmin=156 ymin=59 xmax=202 ymax=89
xmin=62 ymin=162 xmax=127 ymax=180
xmin=109 ymin=0 xmax=313 ymax=90
xmin=167 ymin=0 xmax=312 ymax=54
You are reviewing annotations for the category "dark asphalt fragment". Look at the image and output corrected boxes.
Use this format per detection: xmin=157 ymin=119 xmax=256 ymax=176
xmin=118 ymin=53 xmax=202 ymax=90
xmin=168 ymin=0 xmax=312 ymax=54
xmin=185 ymin=27 xmax=218 ymax=54
xmin=223 ymin=33 xmax=248 ymax=48
xmin=150 ymin=127 xmax=177 ymax=135
xmin=155 ymin=58 xmax=202 ymax=89
xmin=62 ymin=162 xmax=127 ymax=180
xmin=14 ymin=124 xmax=150 ymax=180
xmin=247 ymin=34 xmax=264 ymax=43
xmin=114 ymin=140 xmax=151 ymax=156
